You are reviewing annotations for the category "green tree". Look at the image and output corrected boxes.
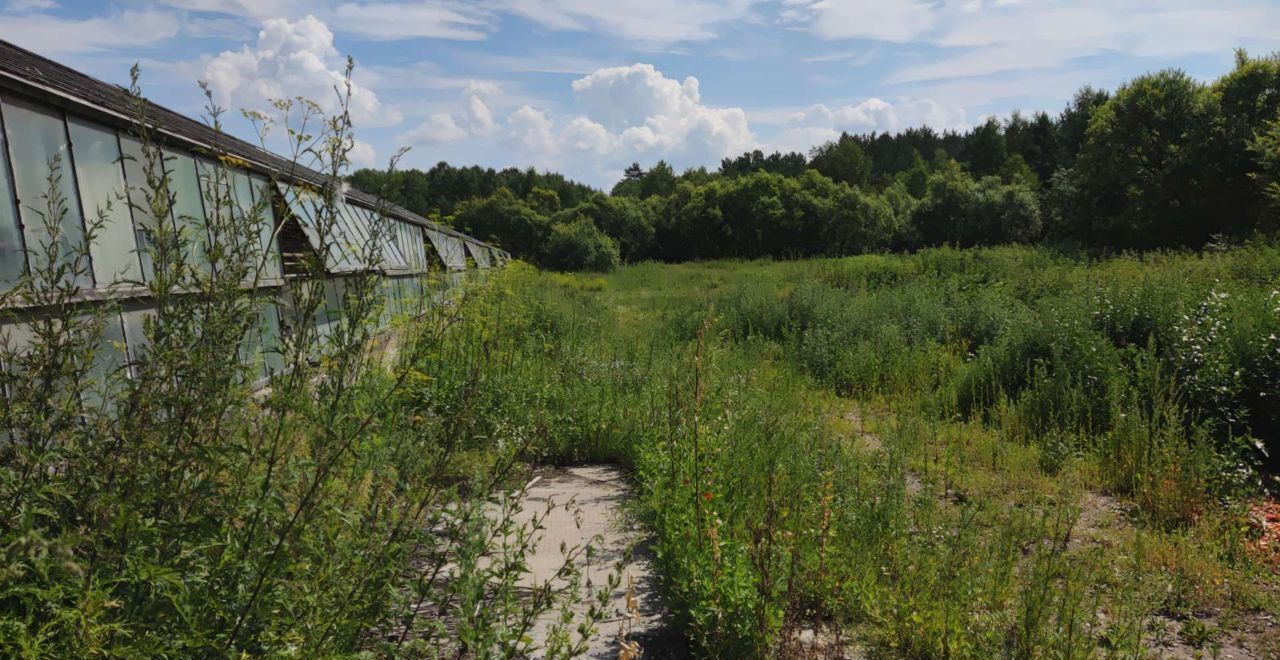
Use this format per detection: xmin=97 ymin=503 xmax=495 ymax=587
xmin=639 ymin=161 xmax=679 ymax=199
xmin=1058 ymin=86 xmax=1111 ymax=166
xmin=998 ymin=154 xmax=1040 ymax=190
xmin=963 ymin=118 xmax=1007 ymax=177
xmin=452 ymin=188 xmax=550 ymax=260
xmin=555 ymin=194 xmax=655 ymax=262
xmin=611 ymin=163 xmax=646 ymax=197
xmin=1069 ymin=69 xmax=1215 ymax=247
xmin=1210 ymin=49 xmax=1280 ymax=233
xmin=901 ymin=150 xmax=930 ymax=198
xmin=526 ymin=186 xmax=562 ymax=215
xmin=911 ymin=168 xmax=1040 ymax=247
xmin=543 ymin=218 xmax=621 ymax=272
xmin=810 ymin=134 xmax=872 ymax=187
xmin=1251 ymin=118 xmax=1280 ymax=213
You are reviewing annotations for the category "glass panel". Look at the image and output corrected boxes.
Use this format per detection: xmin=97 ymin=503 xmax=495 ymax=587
xmin=2 ymin=97 xmax=91 ymax=288
xmin=162 ymin=147 xmax=210 ymax=274
xmin=380 ymin=278 xmax=393 ymax=326
xmin=195 ymin=158 xmax=239 ymax=270
xmin=229 ymin=168 xmax=259 ymax=273
xmin=334 ymin=202 xmax=370 ymax=267
xmin=67 ymin=117 xmax=140 ymax=286
xmin=397 ymin=222 xmax=423 ymax=271
xmin=380 ymin=214 xmax=408 ymax=269
xmin=314 ymin=279 xmax=343 ymax=345
xmin=259 ymin=301 xmax=285 ymax=378
xmin=248 ymin=174 xmax=281 ymax=280
xmin=118 ymin=135 xmax=161 ymax=281
xmin=239 ymin=302 xmax=262 ymax=376
xmin=337 ymin=200 xmax=369 ymax=245
xmin=281 ymin=186 xmax=325 ymax=264
xmin=122 ymin=307 xmax=155 ymax=378
xmin=465 ymin=241 xmax=489 ymax=269
xmin=82 ymin=310 xmax=127 ymax=411
xmin=0 ymin=103 xmax=26 ymax=291
xmin=0 ymin=321 xmax=34 ymax=444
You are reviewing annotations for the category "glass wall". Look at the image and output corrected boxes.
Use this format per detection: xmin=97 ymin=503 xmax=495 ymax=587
xmin=258 ymin=301 xmax=285 ymax=378
xmin=119 ymin=135 xmax=161 ymax=281
xmin=279 ymin=184 xmax=357 ymax=274
xmin=0 ymin=106 xmax=25 ymax=291
xmin=163 ymin=147 xmax=210 ymax=275
xmin=67 ymin=116 xmax=140 ymax=286
xmin=81 ymin=309 xmax=128 ymax=411
xmin=121 ymin=307 xmax=154 ymax=378
xmin=248 ymin=174 xmax=281 ymax=281
xmin=1 ymin=96 xmax=92 ymax=288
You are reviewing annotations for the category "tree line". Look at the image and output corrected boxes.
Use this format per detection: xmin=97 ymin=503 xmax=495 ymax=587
xmin=351 ymin=50 xmax=1280 ymax=271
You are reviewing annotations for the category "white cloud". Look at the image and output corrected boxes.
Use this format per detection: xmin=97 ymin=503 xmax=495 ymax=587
xmin=487 ymin=0 xmax=760 ymax=45
xmin=400 ymin=113 xmax=469 ymax=144
xmin=0 ymin=10 xmax=180 ymax=55
xmin=330 ymin=2 xmax=490 ymax=41
xmin=448 ymin=62 xmax=756 ymax=183
xmin=203 ymin=15 xmax=402 ymax=129
xmin=505 ymin=105 xmax=559 ymax=163
xmin=154 ymin=0 xmax=304 ymax=20
xmin=561 ymin=117 xmax=617 ymax=155
xmin=787 ymin=0 xmax=939 ymax=42
xmin=397 ymin=80 xmax=501 ymax=144
xmin=565 ymin=63 xmax=754 ymax=164
xmin=802 ymin=49 xmax=879 ymax=65
xmin=5 ymin=0 xmax=58 ymax=11
xmin=349 ymin=139 xmax=378 ymax=166
xmin=764 ymin=97 xmax=967 ymax=153
xmin=887 ymin=41 xmax=1082 ymax=84
xmin=788 ymin=0 xmax=1280 ymax=84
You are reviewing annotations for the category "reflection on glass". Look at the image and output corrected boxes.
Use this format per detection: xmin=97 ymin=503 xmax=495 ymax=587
xmin=2 ymin=97 xmax=91 ymax=288
xmin=82 ymin=310 xmax=128 ymax=411
xmin=122 ymin=307 xmax=155 ymax=378
xmin=249 ymin=174 xmax=281 ymax=280
xmin=162 ymin=147 xmax=210 ymax=274
xmin=0 ymin=107 xmax=26 ymax=291
xmin=67 ymin=116 xmax=139 ymax=286
xmin=118 ymin=135 xmax=163 ymax=281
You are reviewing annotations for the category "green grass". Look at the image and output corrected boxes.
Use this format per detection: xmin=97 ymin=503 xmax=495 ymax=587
xmin=5 ymin=237 xmax=1278 ymax=657
xmin=468 ymin=245 xmax=1280 ymax=658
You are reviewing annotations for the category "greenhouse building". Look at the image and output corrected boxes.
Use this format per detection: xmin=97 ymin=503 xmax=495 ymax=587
xmin=0 ymin=38 xmax=507 ymax=398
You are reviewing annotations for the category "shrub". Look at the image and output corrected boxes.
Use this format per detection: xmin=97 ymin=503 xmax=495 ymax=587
xmin=542 ymin=218 xmax=621 ymax=272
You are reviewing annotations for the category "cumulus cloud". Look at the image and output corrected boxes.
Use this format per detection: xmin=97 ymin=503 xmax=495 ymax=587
xmin=204 ymin=15 xmax=402 ymax=128
xmin=349 ymin=139 xmax=378 ymax=167
xmin=412 ymin=62 xmax=756 ymax=182
xmin=400 ymin=113 xmax=469 ymax=144
xmin=765 ymin=97 xmax=967 ymax=153
xmin=564 ymin=63 xmax=754 ymax=164
xmin=505 ymin=106 xmax=559 ymax=164
xmin=397 ymin=80 xmax=500 ymax=144
xmin=561 ymin=117 xmax=616 ymax=155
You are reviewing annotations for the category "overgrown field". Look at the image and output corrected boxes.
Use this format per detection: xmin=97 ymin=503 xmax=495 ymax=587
xmin=6 ymin=241 xmax=1280 ymax=657
xmin=464 ymin=245 xmax=1280 ymax=657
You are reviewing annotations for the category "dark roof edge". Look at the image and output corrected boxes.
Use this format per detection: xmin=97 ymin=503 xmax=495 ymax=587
xmin=0 ymin=39 xmax=495 ymax=250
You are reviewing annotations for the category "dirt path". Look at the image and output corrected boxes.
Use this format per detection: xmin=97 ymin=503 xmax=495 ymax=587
xmin=517 ymin=465 xmax=684 ymax=658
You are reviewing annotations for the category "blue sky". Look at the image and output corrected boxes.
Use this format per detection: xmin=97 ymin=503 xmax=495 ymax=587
xmin=2 ymin=0 xmax=1277 ymax=188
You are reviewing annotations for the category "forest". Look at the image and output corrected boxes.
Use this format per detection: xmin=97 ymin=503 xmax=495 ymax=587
xmin=350 ymin=51 xmax=1280 ymax=271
